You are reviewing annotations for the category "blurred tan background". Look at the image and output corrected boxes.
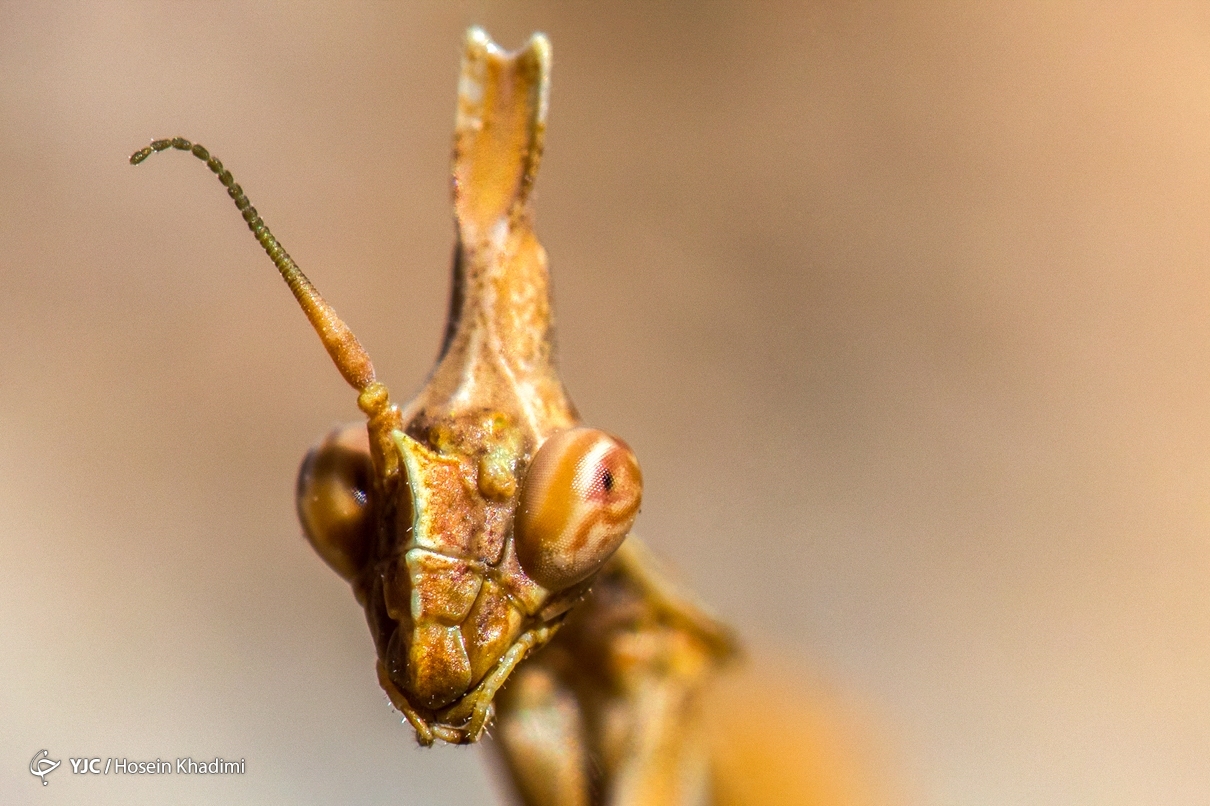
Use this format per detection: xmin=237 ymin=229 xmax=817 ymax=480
xmin=3 ymin=1 xmax=1210 ymax=803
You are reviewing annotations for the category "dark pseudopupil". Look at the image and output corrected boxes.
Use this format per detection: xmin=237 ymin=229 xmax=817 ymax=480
xmin=601 ymin=469 xmax=614 ymax=492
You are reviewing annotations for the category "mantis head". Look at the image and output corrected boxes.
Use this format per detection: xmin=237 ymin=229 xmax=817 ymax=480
xmin=133 ymin=28 xmax=641 ymax=745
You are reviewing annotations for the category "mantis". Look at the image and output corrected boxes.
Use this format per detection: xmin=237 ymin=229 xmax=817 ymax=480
xmin=133 ymin=27 xmax=740 ymax=806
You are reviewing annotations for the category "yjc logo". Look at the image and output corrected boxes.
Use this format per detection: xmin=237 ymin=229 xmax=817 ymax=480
xmin=30 ymin=750 xmax=60 ymax=786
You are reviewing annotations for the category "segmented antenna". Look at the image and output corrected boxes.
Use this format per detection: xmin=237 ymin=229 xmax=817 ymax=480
xmin=131 ymin=138 xmax=388 ymax=416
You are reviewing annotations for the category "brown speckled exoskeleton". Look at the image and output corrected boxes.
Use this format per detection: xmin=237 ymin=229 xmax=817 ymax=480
xmin=132 ymin=28 xmax=736 ymax=805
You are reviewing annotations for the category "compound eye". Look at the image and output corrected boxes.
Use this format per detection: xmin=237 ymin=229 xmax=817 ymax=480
xmin=297 ymin=423 xmax=374 ymax=581
xmin=514 ymin=427 xmax=642 ymax=591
